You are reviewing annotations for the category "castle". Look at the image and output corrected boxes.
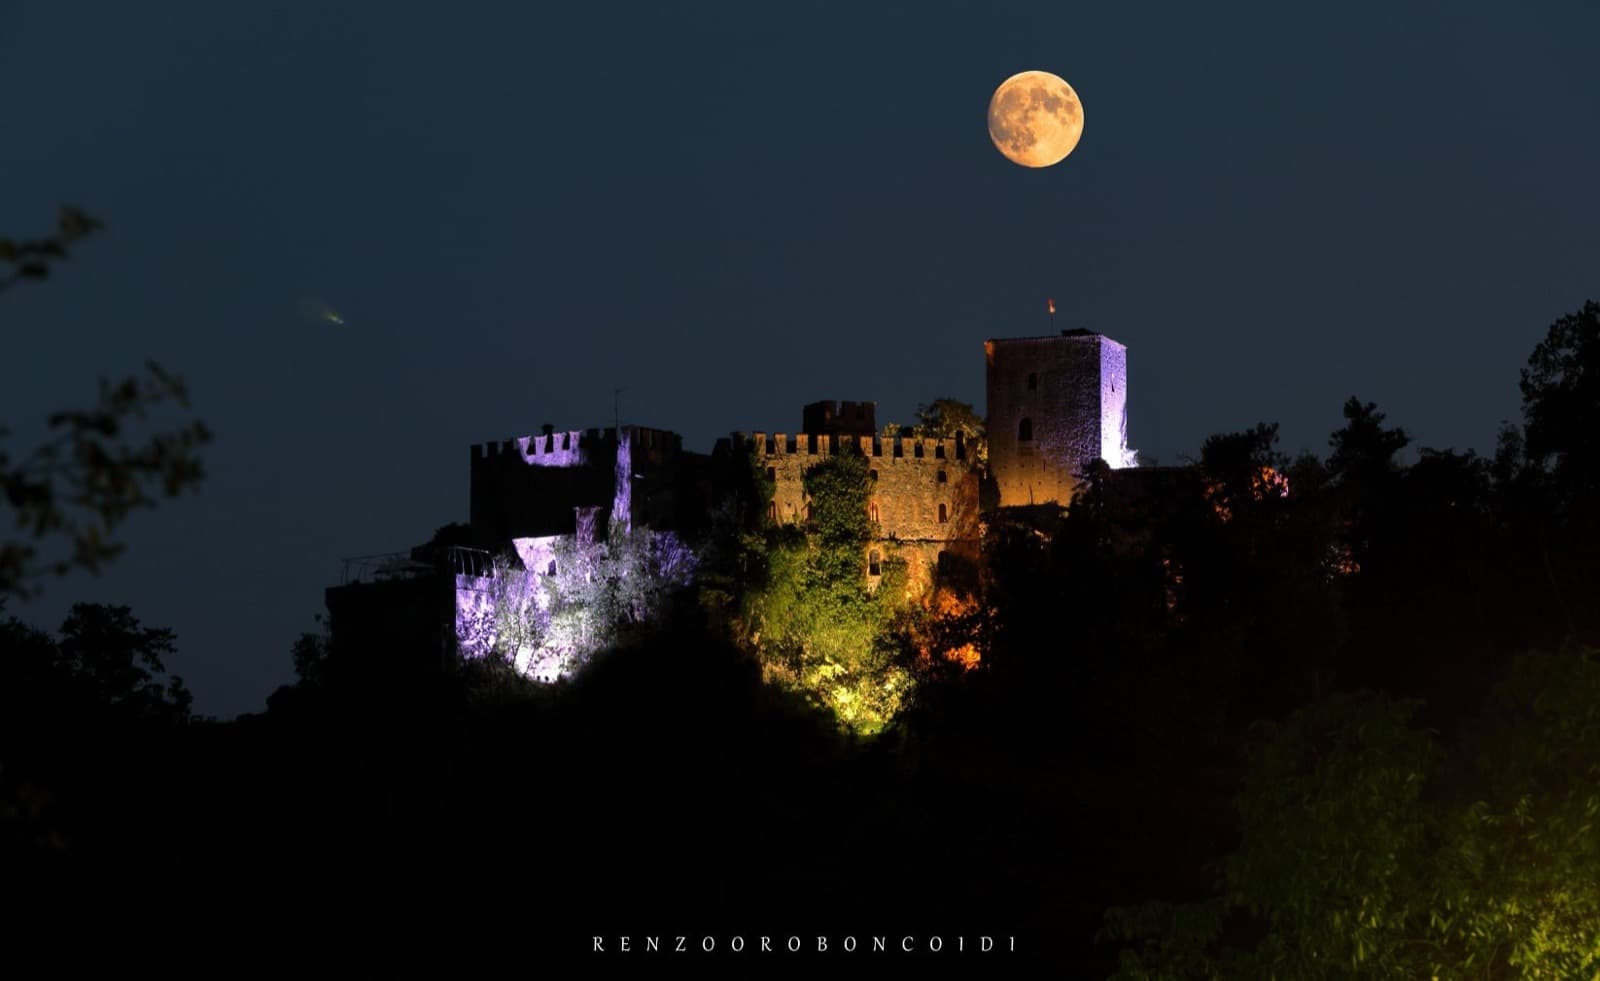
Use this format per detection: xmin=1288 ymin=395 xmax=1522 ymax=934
xmin=325 ymin=330 xmax=1137 ymax=677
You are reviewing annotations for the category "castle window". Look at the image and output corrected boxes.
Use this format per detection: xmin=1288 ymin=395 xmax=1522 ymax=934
xmin=869 ymin=503 xmax=879 ymax=523
xmin=1018 ymin=417 xmax=1033 ymax=442
xmin=768 ymin=502 xmax=777 ymax=523
xmin=936 ymin=469 xmax=948 ymax=484
xmin=1028 ymin=372 xmax=1038 ymax=390
xmin=766 ymin=466 xmax=776 ymax=481
xmin=546 ymin=561 xmax=557 ymax=576
xmin=938 ymin=503 xmax=948 ymax=523
xmin=868 ymin=550 xmax=881 ymax=577
xmin=869 ymin=469 xmax=878 ymax=481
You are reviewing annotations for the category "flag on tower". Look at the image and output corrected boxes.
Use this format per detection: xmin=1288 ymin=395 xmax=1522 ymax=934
xmin=1047 ymin=297 xmax=1056 ymax=315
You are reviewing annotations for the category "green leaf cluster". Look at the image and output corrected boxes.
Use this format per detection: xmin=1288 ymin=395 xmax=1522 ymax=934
xmin=741 ymin=451 xmax=913 ymax=734
xmin=1106 ymin=650 xmax=1600 ymax=980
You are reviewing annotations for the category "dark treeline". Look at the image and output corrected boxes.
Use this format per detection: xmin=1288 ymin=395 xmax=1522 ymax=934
xmin=4 ymin=301 xmax=1599 ymax=978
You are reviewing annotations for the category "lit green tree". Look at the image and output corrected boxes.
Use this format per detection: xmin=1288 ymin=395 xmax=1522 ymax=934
xmin=741 ymin=450 xmax=913 ymax=733
xmin=1105 ymin=649 xmax=1600 ymax=979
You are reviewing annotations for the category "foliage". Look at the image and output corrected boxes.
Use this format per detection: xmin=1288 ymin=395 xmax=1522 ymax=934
xmin=740 ymin=450 xmax=914 ymax=733
xmin=484 ymin=551 xmax=547 ymax=669
xmin=1328 ymin=397 xmax=1411 ymax=490
xmin=1105 ymin=650 xmax=1600 ymax=980
xmin=463 ymin=528 xmax=700 ymax=680
xmin=55 ymin=604 xmax=193 ymax=720
xmin=1520 ymin=300 xmax=1600 ymax=491
xmin=1 ymin=211 xmax=211 ymax=598
xmin=289 ymin=626 xmax=330 ymax=688
xmin=1 ymin=603 xmax=192 ymax=726
xmin=882 ymin=397 xmax=987 ymax=467
xmin=916 ymin=397 xmax=987 ymax=467
xmin=0 ymin=206 xmax=101 ymax=292
xmin=1198 ymin=422 xmax=1289 ymax=522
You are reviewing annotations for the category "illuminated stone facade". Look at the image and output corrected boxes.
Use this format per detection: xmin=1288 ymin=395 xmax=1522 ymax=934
xmin=986 ymin=330 xmax=1135 ymax=508
xmin=330 ymin=329 xmax=1134 ymax=678
xmin=729 ymin=421 xmax=982 ymax=596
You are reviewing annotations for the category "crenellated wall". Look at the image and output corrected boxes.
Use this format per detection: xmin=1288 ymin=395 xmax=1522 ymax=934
xmin=729 ymin=430 xmax=981 ymax=595
xmin=468 ymin=425 xmax=692 ymax=542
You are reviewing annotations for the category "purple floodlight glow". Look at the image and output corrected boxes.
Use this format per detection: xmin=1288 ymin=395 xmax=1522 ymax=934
xmin=612 ymin=429 xmax=632 ymax=535
xmin=516 ymin=430 xmax=588 ymax=468
xmin=454 ymin=526 xmax=700 ymax=684
xmin=1100 ymin=338 xmax=1138 ymax=469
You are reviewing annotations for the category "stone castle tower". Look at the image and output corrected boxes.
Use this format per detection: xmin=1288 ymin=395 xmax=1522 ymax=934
xmin=986 ymin=329 xmax=1134 ymax=508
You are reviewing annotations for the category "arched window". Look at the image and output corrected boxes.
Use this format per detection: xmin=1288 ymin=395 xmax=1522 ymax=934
xmin=1027 ymin=372 xmax=1038 ymax=390
xmin=546 ymin=561 xmax=557 ymax=576
xmin=868 ymin=469 xmax=878 ymax=481
xmin=936 ymin=469 xmax=947 ymax=484
xmin=1018 ymin=417 xmax=1033 ymax=441
xmin=768 ymin=501 xmax=777 ymax=523
xmin=938 ymin=503 xmax=948 ymax=523
xmin=869 ymin=503 xmax=879 ymax=523
xmin=868 ymin=550 xmax=881 ymax=577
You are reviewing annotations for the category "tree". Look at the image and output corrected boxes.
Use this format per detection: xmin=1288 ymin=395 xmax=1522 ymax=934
xmin=1 ymin=211 xmax=211 ymax=598
xmin=288 ymin=624 xmax=330 ymax=688
xmin=55 ymin=604 xmax=193 ymax=721
xmin=1198 ymin=422 xmax=1289 ymax=523
xmin=879 ymin=398 xmax=987 ymax=467
xmin=740 ymin=449 xmax=913 ymax=733
xmin=1105 ymin=650 xmax=1600 ymax=979
xmin=459 ymin=528 xmax=700 ymax=680
xmin=0 ymin=206 xmax=101 ymax=293
xmin=0 ymin=603 xmax=192 ymax=727
xmin=1328 ymin=397 xmax=1410 ymax=490
xmin=1520 ymin=300 xmax=1600 ymax=493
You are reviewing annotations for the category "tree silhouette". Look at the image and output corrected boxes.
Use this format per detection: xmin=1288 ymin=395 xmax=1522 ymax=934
xmin=0 ymin=211 xmax=211 ymax=597
xmin=1520 ymin=300 xmax=1600 ymax=493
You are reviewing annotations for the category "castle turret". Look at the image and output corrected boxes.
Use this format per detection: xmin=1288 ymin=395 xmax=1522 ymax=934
xmin=985 ymin=329 xmax=1134 ymax=508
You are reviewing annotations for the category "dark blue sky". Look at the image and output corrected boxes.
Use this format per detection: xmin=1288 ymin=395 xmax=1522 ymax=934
xmin=4 ymin=1 xmax=1596 ymax=715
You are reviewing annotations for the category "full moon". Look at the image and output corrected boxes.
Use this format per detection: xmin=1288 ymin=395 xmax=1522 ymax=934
xmin=987 ymin=70 xmax=1084 ymax=168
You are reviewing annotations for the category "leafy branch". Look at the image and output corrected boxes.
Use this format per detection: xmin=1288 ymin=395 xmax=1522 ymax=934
xmin=1 ymin=210 xmax=212 ymax=597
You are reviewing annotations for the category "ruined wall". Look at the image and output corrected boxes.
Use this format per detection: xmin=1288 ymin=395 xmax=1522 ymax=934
xmin=986 ymin=331 xmax=1131 ymax=508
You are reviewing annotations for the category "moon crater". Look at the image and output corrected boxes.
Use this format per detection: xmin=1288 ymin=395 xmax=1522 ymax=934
xmin=987 ymin=71 xmax=1084 ymax=168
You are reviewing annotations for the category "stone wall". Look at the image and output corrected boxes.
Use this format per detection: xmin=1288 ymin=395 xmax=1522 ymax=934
xmin=468 ymin=425 xmax=694 ymax=540
xmin=986 ymin=331 xmax=1130 ymax=508
xmin=735 ymin=431 xmax=981 ymax=595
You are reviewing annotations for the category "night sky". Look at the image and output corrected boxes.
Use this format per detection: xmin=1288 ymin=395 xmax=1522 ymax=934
xmin=4 ymin=1 xmax=1596 ymax=716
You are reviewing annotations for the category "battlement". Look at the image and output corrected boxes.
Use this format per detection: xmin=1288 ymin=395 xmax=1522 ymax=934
xmin=469 ymin=425 xmax=685 ymax=468
xmin=730 ymin=430 xmax=968 ymax=463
